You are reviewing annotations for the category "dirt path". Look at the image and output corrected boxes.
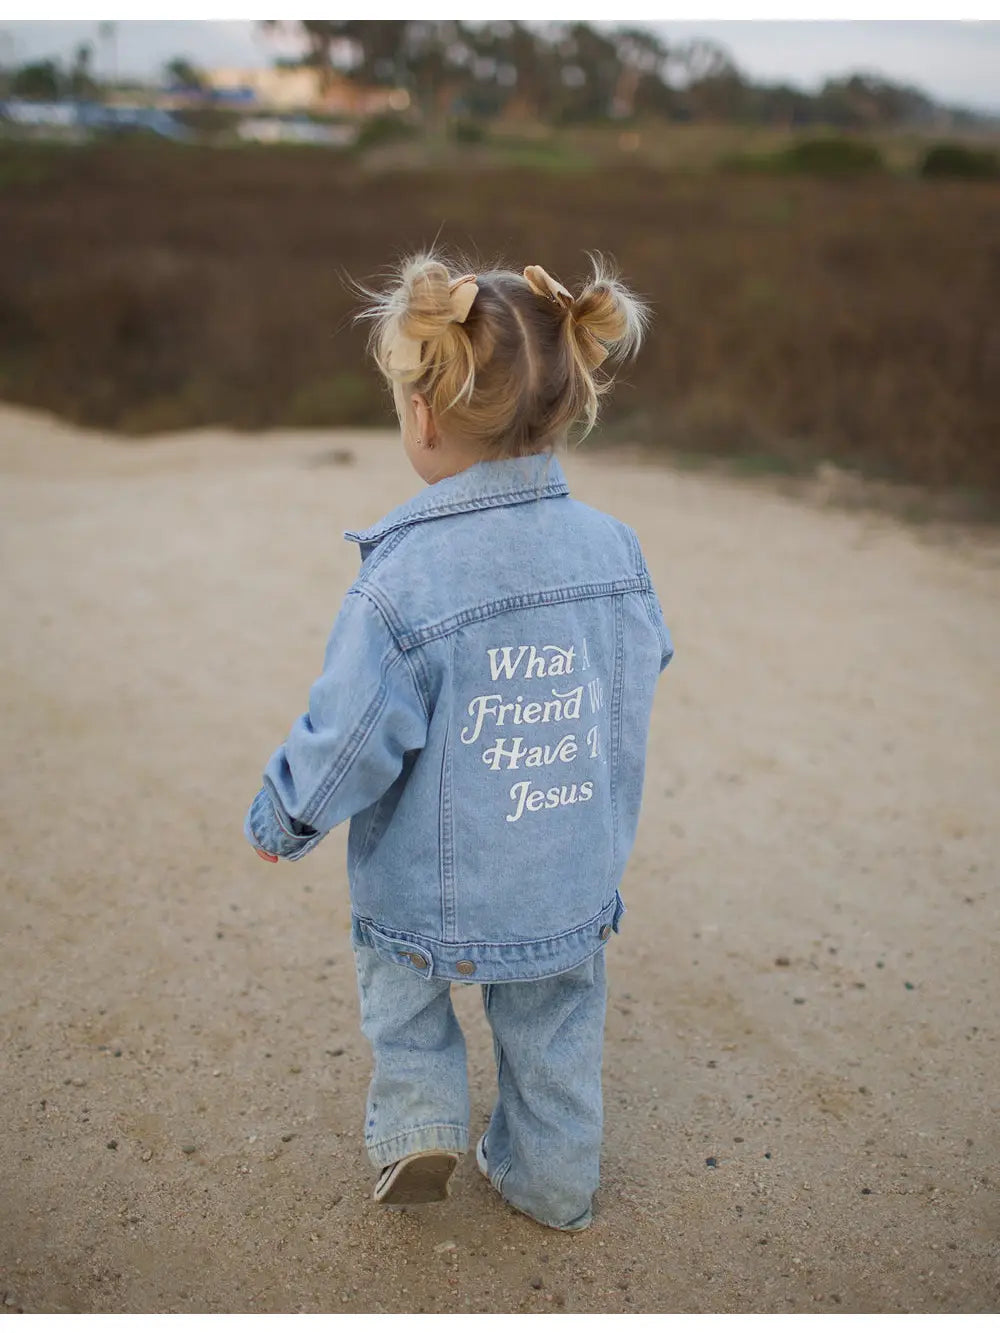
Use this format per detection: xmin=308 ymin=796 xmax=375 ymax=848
xmin=1 ymin=406 xmax=997 ymax=1314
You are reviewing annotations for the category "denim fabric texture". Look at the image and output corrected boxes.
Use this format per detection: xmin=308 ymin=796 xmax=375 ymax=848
xmin=355 ymin=941 xmax=606 ymax=1231
xmin=245 ymin=451 xmax=673 ymax=983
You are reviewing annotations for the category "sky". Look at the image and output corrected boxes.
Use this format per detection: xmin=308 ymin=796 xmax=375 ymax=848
xmin=0 ymin=19 xmax=997 ymax=115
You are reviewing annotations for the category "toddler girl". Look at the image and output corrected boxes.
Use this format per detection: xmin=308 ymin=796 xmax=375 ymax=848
xmin=245 ymin=252 xmax=673 ymax=1232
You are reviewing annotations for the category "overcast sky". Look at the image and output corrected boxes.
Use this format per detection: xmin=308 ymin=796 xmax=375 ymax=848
xmin=1 ymin=20 xmax=997 ymax=114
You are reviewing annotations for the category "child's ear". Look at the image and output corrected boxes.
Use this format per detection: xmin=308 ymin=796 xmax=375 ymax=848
xmin=411 ymin=393 xmax=438 ymax=449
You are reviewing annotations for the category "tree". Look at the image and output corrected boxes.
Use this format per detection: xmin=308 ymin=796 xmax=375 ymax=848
xmin=69 ymin=42 xmax=97 ymax=98
xmin=611 ymin=27 xmax=669 ymax=118
xmin=254 ymin=21 xmax=961 ymax=132
xmin=12 ymin=59 xmax=62 ymax=100
xmin=164 ymin=56 xmax=205 ymax=90
xmin=550 ymin=22 xmax=622 ymax=122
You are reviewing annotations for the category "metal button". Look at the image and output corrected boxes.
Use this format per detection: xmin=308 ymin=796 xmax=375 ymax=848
xmin=456 ymin=960 xmax=476 ymax=976
xmin=599 ymin=925 xmax=612 ymax=941
xmin=409 ymin=953 xmax=428 ymax=969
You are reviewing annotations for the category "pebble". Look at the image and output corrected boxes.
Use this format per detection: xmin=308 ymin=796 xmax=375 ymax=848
xmin=4 ymin=1295 xmax=16 ymax=1307
xmin=281 ymin=1133 xmax=295 ymax=1143
xmin=705 ymin=1157 xmax=718 ymax=1168
xmin=793 ymin=997 xmax=806 ymax=1005
xmin=141 ymin=1149 xmax=153 ymax=1162
xmin=775 ymin=956 xmax=791 ymax=967
xmin=181 ymin=1144 xmax=197 ymax=1155
xmin=289 ymin=1065 xmax=302 ymax=1075
xmin=529 ymin=1277 xmax=544 ymax=1290
xmin=434 ymin=1241 xmax=457 ymax=1255
xmin=904 ymin=981 xmax=916 ymax=990
xmin=106 ymin=1140 xmax=118 ymax=1150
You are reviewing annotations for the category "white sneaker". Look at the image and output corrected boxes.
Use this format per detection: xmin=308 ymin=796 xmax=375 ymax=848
xmin=373 ymin=1149 xmax=460 ymax=1206
xmin=475 ymin=1134 xmax=489 ymax=1180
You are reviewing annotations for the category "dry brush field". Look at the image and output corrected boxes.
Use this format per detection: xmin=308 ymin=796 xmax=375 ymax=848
xmin=1 ymin=139 xmax=999 ymax=491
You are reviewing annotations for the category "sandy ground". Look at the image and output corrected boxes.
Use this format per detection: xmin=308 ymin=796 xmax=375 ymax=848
xmin=1 ymin=404 xmax=998 ymax=1315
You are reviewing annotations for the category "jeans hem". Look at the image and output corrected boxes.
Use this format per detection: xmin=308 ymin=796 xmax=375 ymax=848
xmin=496 ymin=1179 xmax=593 ymax=1233
xmin=366 ymin=1122 xmax=468 ymax=1169
xmin=482 ymin=1141 xmax=593 ymax=1232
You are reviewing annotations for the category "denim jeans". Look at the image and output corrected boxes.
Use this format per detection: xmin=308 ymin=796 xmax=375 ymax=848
xmin=353 ymin=942 xmax=607 ymax=1231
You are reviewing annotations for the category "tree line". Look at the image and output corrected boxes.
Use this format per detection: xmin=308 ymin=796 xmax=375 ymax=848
xmin=262 ymin=20 xmax=983 ymax=129
xmin=2 ymin=20 xmax=987 ymax=129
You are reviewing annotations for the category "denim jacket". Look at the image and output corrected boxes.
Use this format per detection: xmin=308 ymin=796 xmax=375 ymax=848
xmin=245 ymin=452 xmax=672 ymax=982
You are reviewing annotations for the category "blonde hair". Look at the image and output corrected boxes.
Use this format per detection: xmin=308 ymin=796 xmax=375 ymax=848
xmin=355 ymin=251 xmax=649 ymax=457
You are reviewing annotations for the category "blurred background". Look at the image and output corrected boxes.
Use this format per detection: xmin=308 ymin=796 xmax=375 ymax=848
xmin=1 ymin=19 xmax=999 ymax=496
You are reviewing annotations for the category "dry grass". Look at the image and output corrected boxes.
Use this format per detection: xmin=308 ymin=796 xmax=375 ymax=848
xmin=0 ymin=139 xmax=998 ymax=491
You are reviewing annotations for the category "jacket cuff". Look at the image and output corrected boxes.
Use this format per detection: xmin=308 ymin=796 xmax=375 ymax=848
xmin=244 ymin=787 xmax=322 ymax=862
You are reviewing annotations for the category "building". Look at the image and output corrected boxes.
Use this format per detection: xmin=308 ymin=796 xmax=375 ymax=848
xmin=236 ymin=117 xmax=358 ymax=146
xmin=199 ymin=66 xmax=409 ymax=117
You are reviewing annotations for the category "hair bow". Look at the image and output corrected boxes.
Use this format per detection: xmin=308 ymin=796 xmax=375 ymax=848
xmin=523 ymin=264 xmax=608 ymax=368
xmin=523 ymin=264 xmax=574 ymax=311
xmin=390 ymin=273 xmax=480 ymax=374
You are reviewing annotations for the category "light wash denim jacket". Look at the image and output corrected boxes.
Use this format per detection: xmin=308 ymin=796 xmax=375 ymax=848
xmin=245 ymin=452 xmax=672 ymax=982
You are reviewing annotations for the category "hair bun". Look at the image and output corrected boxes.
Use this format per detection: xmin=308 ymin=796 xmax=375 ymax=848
xmin=569 ymin=253 xmax=649 ymax=367
xmin=355 ymin=247 xmax=649 ymax=454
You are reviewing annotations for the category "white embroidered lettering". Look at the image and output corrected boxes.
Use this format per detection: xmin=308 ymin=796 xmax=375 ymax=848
xmin=506 ymin=780 xmax=530 ymax=822
xmin=482 ymin=736 xmax=528 ymax=771
xmin=549 ymin=684 xmax=582 ymax=721
xmin=488 ymin=646 xmax=528 ymax=680
xmin=506 ymin=779 xmax=592 ymax=819
xmin=496 ymin=700 xmax=519 ymax=727
xmin=473 ymin=641 xmax=600 ymax=822
xmin=461 ymin=693 xmax=502 ymax=745
xmin=542 ymin=644 xmax=576 ymax=676
xmin=483 ymin=733 xmax=578 ymax=771
xmin=587 ymin=677 xmax=604 ymax=714
xmin=524 ymin=645 xmax=548 ymax=678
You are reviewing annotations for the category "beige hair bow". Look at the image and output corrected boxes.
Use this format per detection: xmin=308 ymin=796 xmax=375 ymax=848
xmin=390 ymin=273 xmax=480 ymax=374
xmin=523 ymin=264 xmax=608 ymax=368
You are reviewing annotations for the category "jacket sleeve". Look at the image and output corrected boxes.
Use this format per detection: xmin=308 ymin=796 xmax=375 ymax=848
xmin=637 ymin=547 xmax=674 ymax=675
xmin=244 ymin=589 xmax=428 ymax=862
xmin=650 ymin=587 xmax=674 ymax=674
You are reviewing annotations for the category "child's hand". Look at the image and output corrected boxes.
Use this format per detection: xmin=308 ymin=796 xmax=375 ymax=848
xmin=253 ymin=845 xmax=278 ymax=863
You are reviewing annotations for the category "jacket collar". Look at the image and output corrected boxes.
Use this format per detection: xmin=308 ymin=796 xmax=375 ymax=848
xmin=344 ymin=451 xmax=570 ymax=546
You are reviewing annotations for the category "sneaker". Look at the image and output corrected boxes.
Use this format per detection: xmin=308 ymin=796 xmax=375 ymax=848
xmin=475 ymin=1133 xmax=490 ymax=1180
xmin=373 ymin=1149 xmax=460 ymax=1206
